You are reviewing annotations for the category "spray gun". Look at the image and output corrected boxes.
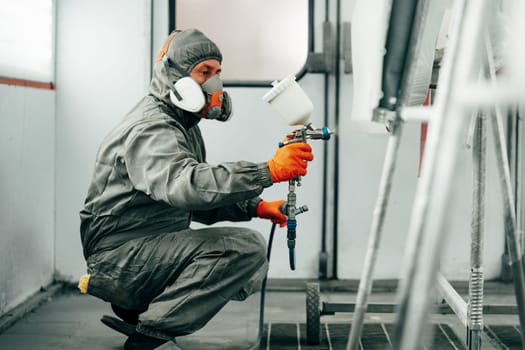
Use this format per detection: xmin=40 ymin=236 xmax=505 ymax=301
xmin=263 ymin=75 xmax=334 ymax=270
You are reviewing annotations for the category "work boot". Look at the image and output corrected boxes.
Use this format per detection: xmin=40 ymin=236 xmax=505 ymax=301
xmin=123 ymin=331 xmax=169 ymax=350
xmin=100 ymin=315 xmax=136 ymax=336
xmin=111 ymin=304 xmax=140 ymax=325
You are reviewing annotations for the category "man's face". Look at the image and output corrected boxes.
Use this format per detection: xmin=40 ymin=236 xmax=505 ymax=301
xmin=190 ymin=59 xmax=222 ymax=85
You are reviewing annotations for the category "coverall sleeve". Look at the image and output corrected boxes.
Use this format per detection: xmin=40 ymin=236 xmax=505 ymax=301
xmin=191 ymin=197 xmax=262 ymax=225
xmin=124 ymin=121 xmax=272 ymax=210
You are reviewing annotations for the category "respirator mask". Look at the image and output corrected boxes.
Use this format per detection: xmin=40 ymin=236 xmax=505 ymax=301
xmin=167 ymin=62 xmax=232 ymax=121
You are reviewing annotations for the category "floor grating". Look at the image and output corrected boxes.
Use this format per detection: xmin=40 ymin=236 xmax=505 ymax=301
xmin=485 ymin=325 xmax=522 ymax=349
xmin=259 ymin=323 xmax=466 ymax=349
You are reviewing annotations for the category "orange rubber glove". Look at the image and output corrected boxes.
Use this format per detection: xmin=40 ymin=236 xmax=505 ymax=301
xmin=256 ymin=200 xmax=287 ymax=227
xmin=267 ymin=142 xmax=314 ymax=183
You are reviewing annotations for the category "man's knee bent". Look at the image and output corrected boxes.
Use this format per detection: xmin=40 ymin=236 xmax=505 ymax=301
xmin=224 ymin=228 xmax=268 ymax=300
xmin=228 ymin=227 xmax=267 ymax=264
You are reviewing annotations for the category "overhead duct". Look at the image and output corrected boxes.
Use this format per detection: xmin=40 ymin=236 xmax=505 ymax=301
xmin=398 ymin=0 xmax=450 ymax=107
xmin=350 ymin=0 xmax=449 ymax=130
xmin=350 ymin=0 xmax=393 ymax=133
xmin=377 ymin=0 xmax=419 ymax=112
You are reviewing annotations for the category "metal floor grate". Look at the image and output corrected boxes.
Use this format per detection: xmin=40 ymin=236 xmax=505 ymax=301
xmin=485 ymin=325 xmax=522 ymax=349
xmin=260 ymin=323 xmax=465 ymax=349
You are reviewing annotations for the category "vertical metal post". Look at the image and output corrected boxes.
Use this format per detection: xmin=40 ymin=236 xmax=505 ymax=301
xmin=506 ymin=106 xmax=524 ymax=257
xmin=467 ymin=112 xmax=486 ymax=350
xmin=489 ymin=106 xmax=525 ymax=345
xmin=346 ymin=116 xmax=403 ymax=350
xmin=168 ymin=0 xmax=175 ymax=32
xmin=519 ymin=108 xmax=524 ymax=257
xmin=392 ymin=0 xmax=488 ymax=348
xmin=487 ymin=60 xmax=525 ymax=345
xmin=486 ymin=35 xmax=525 ymax=346
xmin=500 ymin=109 xmax=515 ymax=281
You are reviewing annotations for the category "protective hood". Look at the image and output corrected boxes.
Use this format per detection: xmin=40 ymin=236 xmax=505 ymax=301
xmin=149 ymin=28 xmax=223 ymax=106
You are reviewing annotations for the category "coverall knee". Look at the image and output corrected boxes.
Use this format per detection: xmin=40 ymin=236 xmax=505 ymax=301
xmin=86 ymin=226 xmax=268 ymax=340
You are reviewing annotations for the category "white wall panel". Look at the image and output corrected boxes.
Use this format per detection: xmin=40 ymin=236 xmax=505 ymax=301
xmin=54 ymin=0 xmax=151 ymax=280
xmin=0 ymin=85 xmax=55 ymax=314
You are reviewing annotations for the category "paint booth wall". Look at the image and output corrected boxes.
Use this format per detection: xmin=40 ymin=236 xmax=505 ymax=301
xmin=0 ymin=0 xmax=513 ymax=322
xmin=52 ymin=0 xmax=508 ymax=283
xmin=54 ymin=0 xmax=153 ymax=281
xmin=0 ymin=85 xmax=55 ymax=314
xmin=15 ymin=0 xmax=505 ymax=290
xmin=52 ymin=0 xmax=329 ymax=281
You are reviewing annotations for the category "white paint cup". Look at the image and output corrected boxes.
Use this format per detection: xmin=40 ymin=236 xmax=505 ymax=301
xmin=262 ymin=74 xmax=314 ymax=126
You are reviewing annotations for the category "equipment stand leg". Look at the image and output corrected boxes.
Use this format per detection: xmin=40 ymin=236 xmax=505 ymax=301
xmin=467 ymin=112 xmax=486 ymax=350
xmin=346 ymin=118 xmax=403 ymax=350
xmin=392 ymin=1 xmax=490 ymax=349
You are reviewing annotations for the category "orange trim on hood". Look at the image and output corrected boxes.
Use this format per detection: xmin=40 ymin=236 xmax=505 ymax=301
xmin=156 ymin=32 xmax=178 ymax=62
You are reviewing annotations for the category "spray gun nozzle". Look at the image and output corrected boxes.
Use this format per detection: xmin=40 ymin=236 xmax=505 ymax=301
xmin=279 ymin=126 xmax=334 ymax=146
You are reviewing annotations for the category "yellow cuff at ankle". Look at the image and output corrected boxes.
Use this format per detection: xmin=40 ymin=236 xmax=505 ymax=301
xmin=78 ymin=274 xmax=90 ymax=294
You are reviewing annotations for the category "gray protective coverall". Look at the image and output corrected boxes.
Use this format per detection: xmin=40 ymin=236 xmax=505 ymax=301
xmin=80 ymin=29 xmax=271 ymax=340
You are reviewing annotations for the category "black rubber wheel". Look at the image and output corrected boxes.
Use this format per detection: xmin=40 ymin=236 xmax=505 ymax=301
xmin=306 ymin=282 xmax=321 ymax=345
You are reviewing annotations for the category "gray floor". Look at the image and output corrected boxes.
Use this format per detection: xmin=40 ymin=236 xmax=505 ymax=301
xmin=0 ymin=281 xmax=521 ymax=349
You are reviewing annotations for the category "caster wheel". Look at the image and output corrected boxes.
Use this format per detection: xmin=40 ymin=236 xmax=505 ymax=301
xmin=306 ymin=282 xmax=321 ymax=345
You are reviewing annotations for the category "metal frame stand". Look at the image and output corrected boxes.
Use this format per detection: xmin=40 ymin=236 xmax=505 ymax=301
xmin=346 ymin=112 xmax=404 ymax=350
xmin=304 ymin=0 xmax=525 ymax=348
xmin=347 ymin=0 xmax=438 ymax=345
xmin=343 ymin=0 xmax=525 ymax=349
xmin=392 ymin=0 xmax=525 ymax=349
xmin=467 ymin=111 xmax=486 ymax=350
